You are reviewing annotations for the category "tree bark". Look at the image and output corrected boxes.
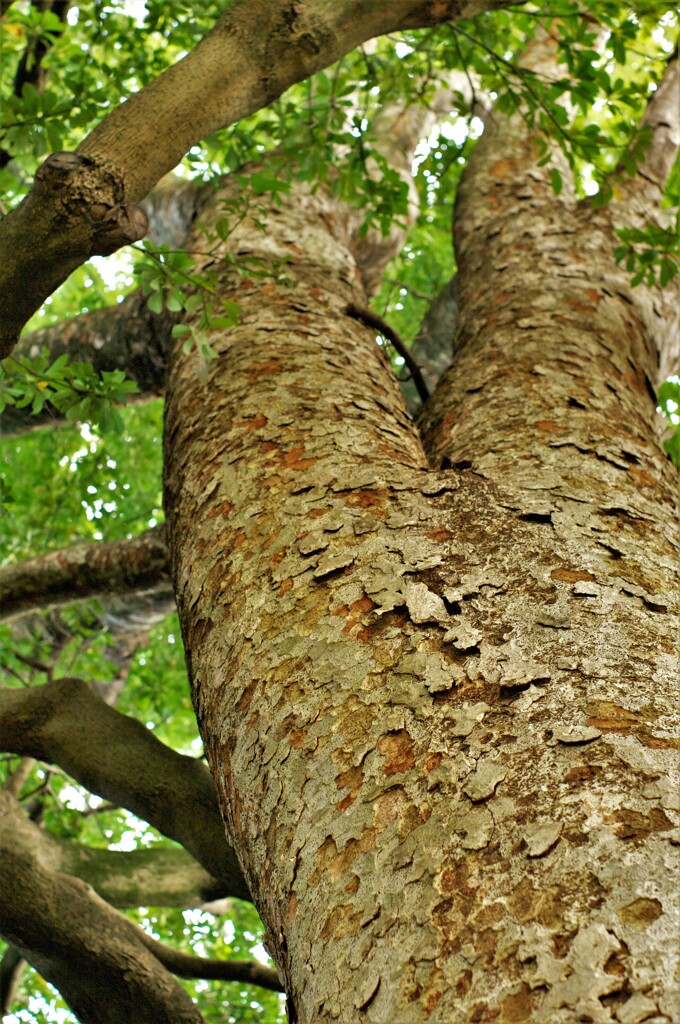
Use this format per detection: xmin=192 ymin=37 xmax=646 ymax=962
xmin=163 ymin=75 xmax=679 ymax=1024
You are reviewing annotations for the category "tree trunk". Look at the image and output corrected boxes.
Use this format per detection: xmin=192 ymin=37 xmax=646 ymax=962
xmin=164 ymin=116 xmax=678 ymax=1019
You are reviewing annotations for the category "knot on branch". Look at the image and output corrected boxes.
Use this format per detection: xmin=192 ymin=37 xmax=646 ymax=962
xmin=34 ymin=151 xmax=94 ymax=191
xmin=89 ymin=203 xmax=149 ymax=256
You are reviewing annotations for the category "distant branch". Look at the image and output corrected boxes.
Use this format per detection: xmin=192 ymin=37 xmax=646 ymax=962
xmin=140 ymin=934 xmax=283 ymax=992
xmin=0 ymin=943 xmax=25 ymax=1016
xmin=0 ymin=790 xmax=205 ymax=1024
xmin=0 ymin=677 xmax=249 ymax=899
xmin=0 ymin=1 xmax=74 ymax=170
xmin=0 ymin=524 xmax=170 ymax=620
xmin=611 ymin=47 xmax=680 ymax=208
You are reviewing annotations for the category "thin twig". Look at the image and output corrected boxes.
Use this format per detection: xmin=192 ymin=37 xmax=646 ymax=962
xmin=345 ymin=303 xmax=430 ymax=405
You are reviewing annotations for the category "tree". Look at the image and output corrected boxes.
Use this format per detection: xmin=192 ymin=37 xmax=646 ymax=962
xmin=1 ymin=1 xmax=678 ymax=1022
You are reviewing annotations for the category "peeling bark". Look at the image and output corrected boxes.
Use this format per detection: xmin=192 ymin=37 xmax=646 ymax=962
xmin=163 ymin=70 xmax=679 ymax=1024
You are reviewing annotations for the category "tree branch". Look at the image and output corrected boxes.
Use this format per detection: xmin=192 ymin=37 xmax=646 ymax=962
xmin=345 ymin=302 xmax=431 ymax=405
xmin=0 ymin=524 xmax=170 ymax=620
xmin=138 ymin=932 xmax=283 ymax=992
xmin=23 ymin=824 xmax=226 ymax=908
xmin=0 ymin=677 xmax=250 ymax=899
xmin=2 ymin=174 xmax=207 ymax=435
xmin=611 ymin=46 xmax=679 ymax=209
xmin=0 ymin=790 xmax=206 ymax=1024
xmin=0 ymin=942 xmax=25 ymax=1016
xmin=400 ymin=275 xmax=458 ymax=415
xmin=0 ymin=0 xmax=513 ymax=355
xmin=0 ymin=2 xmax=74 ymax=169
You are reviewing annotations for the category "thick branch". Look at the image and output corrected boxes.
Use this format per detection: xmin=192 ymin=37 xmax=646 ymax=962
xmin=0 ymin=943 xmax=25 ymax=1016
xmin=0 ymin=0 xmax=511 ymax=354
xmin=0 ymin=677 xmax=250 ymax=899
xmin=612 ymin=47 xmax=679 ymax=208
xmin=0 ymin=791 xmax=205 ymax=1024
xmin=2 ymin=174 xmax=206 ymax=435
xmin=33 ymin=831 xmax=226 ymax=908
xmin=0 ymin=524 xmax=170 ymax=620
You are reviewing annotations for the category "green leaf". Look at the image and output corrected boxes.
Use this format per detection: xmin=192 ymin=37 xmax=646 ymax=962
xmin=147 ymin=290 xmax=164 ymax=314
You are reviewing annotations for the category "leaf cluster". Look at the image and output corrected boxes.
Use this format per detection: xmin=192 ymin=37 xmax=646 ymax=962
xmin=0 ymin=353 xmax=139 ymax=434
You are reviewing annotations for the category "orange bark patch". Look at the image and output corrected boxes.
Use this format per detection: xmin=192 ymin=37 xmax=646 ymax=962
xmin=288 ymin=729 xmax=305 ymax=749
xmin=564 ymin=764 xmax=601 ymax=783
xmin=507 ymin=878 xmax=564 ymax=929
xmin=551 ymin=567 xmax=596 ymax=582
xmin=262 ymin=440 xmax=278 ymax=453
xmin=424 ymin=991 xmax=443 ymax=1013
xmin=498 ymin=984 xmax=536 ymax=1022
xmin=336 ymin=763 xmax=363 ymax=800
xmin=332 ymin=595 xmax=375 ymax=636
xmin=566 ymin=296 xmax=598 ymax=315
xmin=536 ymin=420 xmax=560 ymax=432
xmin=427 ymin=528 xmax=453 ymax=542
xmin=489 ymin=157 xmax=515 ymax=180
xmin=207 ymin=500 xmax=234 ymax=518
xmin=234 ymin=678 xmax=258 ymax=716
xmin=246 ymin=359 xmax=282 ymax=380
xmin=278 ymin=578 xmax=293 ymax=596
xmin=345 ymin=490 xmax=384 ymax=508
xmin=628 ymin=466 xmax=656 ymax=488
xmin=585 ymin=701 xmax=641 ymax=734
xmin=279 ymin=445 xmax=317 ymax=471
xmin=423 ymin=752 xmax=443 ymax=774
xmin=287 ymin=891 xmax=298 ymax=925
xmin=378 ymin=729 xmax=415 ymax=776
xmin=317 ymin=831 xmax=379 ymax=885
xmin=319 ymin=902 xmax=363 ymax=941
xmin=608 ymin=807 xmax=673 ymax=840
xmin=585 ymin=287 xmax=603 ymax=303
xmin=268 ymin=549 xmax=285 ymax=571
xmin=491 ymin=290 xmax=514 ymax=309
xmin=234 ymin=412 xmax=268 ymax=432
xmin=378 ymin=442 xmax=408 ymax=461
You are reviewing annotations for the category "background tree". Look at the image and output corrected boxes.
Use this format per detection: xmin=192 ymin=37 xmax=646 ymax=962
xmin=1 ymin=1 xmax=678 ymax=1022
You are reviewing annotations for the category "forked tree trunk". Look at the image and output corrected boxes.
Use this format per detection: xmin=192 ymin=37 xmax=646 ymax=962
xmin=164 ymin=106 xmax=678 ymax=1023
